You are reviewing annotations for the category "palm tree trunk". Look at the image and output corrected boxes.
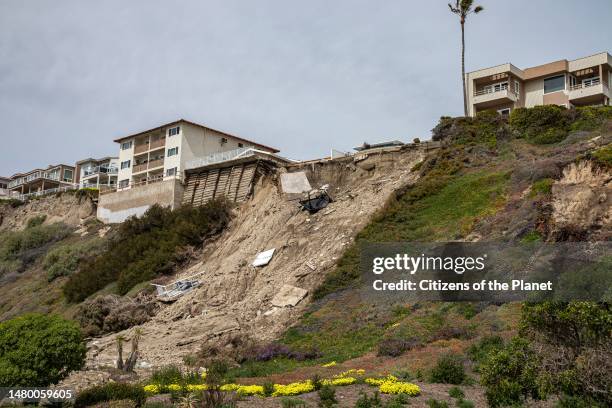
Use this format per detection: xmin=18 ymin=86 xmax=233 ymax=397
xmin=461 ymin=21 xmax=468 ymax=116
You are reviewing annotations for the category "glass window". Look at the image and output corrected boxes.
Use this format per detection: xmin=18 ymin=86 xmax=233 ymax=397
xmin=121 ymin=160 xmax=131 ymax=169
xmin=121 ymin=141 xmax=133 ymax=150
xmin=166 ymin=167 xmax=177 ymax=176
xmin=544 ymin=75 xmax=565 ymax=94
xmin=118 ymin=179 xmax=129 ymax=188
xmin=168 ymin=126 xmax=180 ymax=136
xmin=63 ymin=169 xmax=73 ymax=181
xmin=167 ymin=147 xmax=179 ymax=157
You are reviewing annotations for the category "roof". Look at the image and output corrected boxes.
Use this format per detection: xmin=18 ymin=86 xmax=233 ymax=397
xmin=10 ymin=163 xmax=74 ymax=179
xmin=113 ymin=118 xmax=280 ymax=153
xmin=75 ymin=156 xmax=117 ymax=165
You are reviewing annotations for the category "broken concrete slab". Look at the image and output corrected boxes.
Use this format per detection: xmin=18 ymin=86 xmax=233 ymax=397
xmin=271 ymin=284 xmax=308 ymax=307
xmin=280 ymin=172 xmax=312 ymax=194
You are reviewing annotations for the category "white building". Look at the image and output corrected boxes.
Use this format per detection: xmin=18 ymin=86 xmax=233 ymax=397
xmin=113 ymin=119 xmax=279 ymax=190
xmin=75 ymin=157 xmax=119 ymax=189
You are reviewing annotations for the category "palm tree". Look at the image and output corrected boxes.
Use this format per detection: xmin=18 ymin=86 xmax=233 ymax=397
xmin=448 ymin=0 xmax=484 ymax=116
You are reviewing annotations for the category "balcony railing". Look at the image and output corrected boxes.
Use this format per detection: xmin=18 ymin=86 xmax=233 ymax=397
xmin=134 ymin=143 xmax=149 ymax=154
xmin=149 ymin=138 xmax=166 ymax=150
xmin=569 ymin=77 xmax=600 ymax=91
xmin=110 ymin=174 xmax=182 ymax=194
xmin=133 ymin=163 xmax=148 ymax=173
xmin=474 ymin=83 xmax=511 ymax=96
xmin=83 ymin=166 xmax=118 ymax=177
xmin=148 ymin=158 xmax=164 ymax=169
xmin=13 ymin=184 xmax=79 ymax=201
xmin=8 ymin=171 xmax=65 ymax=188
xmin=184 ymin=147 xmax=257 ymax=170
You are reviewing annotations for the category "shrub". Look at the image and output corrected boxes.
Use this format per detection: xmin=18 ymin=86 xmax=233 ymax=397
xmin=318 ymin=385 xmax=337 ymax=408
xmin=44 ymin=238 xmax=106 ymax=282
xmin=354 ymin=391 xmax=382 ymax=408
xmin=377 ymin=338 xmax=421 ymax=357
xmin=570 ymin=105 xmax=612 ymax=132
xmin=480 ymin=337 xmax=543 ymax=407
xmin=0 ymin=223 xmax=71 ymax=276
xmin=149 ymin=365 xmax=184 ymax=387
xmin=64 ymin=200 xmax=231 ymax=302
xmin=509 ymin=105 xmax=570 ymax=144
xmin=426 ymin=399 xmax=448 ymax=408
xmin=0 ymin=313 xmax=86 ymax=386
xmin=263 ymin=381 xmax=275 ymax=397
xmin=456 ymin=399 xmax=475 ymax=408
xmin=530 ymin=178 xmax=554 ymax=197
xmin=448 ymin=386 xmax=464 ymax=399
xmin=467 ymin=335 xmax=504 ymax=371
xmin=592 ymin=145 xmax=612 ymax=168
xmin=26 ymin=214 xmax=46 ymax=228
xmin=281 ymin=397 xmax=307 ymax=408
xmin=75 ymin=382 xmax=146 ymax=408
xmin=428 ymin=354 xmax=466 ymax=384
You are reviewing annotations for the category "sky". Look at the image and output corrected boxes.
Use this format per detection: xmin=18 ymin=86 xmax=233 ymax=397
xmin=0 ymin=0 xmax=611 ymax=176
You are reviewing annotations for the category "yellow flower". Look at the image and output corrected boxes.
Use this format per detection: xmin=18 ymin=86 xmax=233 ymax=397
xmin=322 ymin=377 xmax=357 ymax=386
xmin=219 ymin=384 xmax=240 ymax=392
xmin=322 ymin=361 xmax=337 ymax=368
xmin=167 ymin=384 xmax=182 ymax=392
xmin=143 ymin=384 xmax=160 ymax=394
xmin=185 ymin=384 xmax=207 ymax=392
xmin=391 ymin=323 xmax=400 ymax=328
xmin=236 ymin=385 xmax=265 ymax=396
xmin=272 ymin=381 xmax=315 ymax=396
xmin=378 ymin=381 xmax=420 ymax=396
xmin=364 ymin=375 xmax=398 ymax=386
xmin=335 ymin=369 xmax=365 ymax=378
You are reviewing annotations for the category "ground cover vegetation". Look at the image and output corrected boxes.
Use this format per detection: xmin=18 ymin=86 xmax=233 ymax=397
xmin=63 ymin=200 xmax=232 ymax=302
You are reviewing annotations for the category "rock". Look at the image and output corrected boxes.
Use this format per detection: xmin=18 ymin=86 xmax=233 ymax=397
xmin=271 ymin=284 xmax=308 ymax=308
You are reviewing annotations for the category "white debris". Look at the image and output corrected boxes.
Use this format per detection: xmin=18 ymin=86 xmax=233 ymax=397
xmin=252 ymin=248 xmax=276 ymax=267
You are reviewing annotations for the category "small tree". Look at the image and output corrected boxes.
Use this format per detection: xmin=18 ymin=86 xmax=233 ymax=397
xmin=116 ymin=329 xmax=142 ymax=372
xmin=0 ymin=313 xmax=86 ymax=386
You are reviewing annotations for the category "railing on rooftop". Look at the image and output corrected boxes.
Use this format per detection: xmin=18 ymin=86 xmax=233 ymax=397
xmin=184 ymin=147 xmax=261 ymax=170
xmin=13 ymin=184 xmax=79 ymax=201
xmin=474 ymin=82 xmax=511 ymax=97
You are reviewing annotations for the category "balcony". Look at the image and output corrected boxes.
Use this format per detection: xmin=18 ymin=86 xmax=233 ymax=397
xmin=134 ymin=143 xmax=149 ymax=154
xmin=83 ymin=166 xmax=118 ymax=177
xmin=133 ymin=137 xmax=165 ymax=154
xmin=133 ymin=163 xmax=148 ymax=173
xmin=473 ymin=83 xmax=519 ymax=108
xmin=148 ymin=158 xmax=164 ymax=169
xmin=149 ymin=138 xmax=166 ymax=150
xmin=569 ymin=78 xmax=609 ymax=104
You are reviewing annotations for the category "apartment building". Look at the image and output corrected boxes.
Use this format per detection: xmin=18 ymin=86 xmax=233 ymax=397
xmin=75 ymin=156 xmax=119 ymax=189
xmin=466 ymin=52 xmax=612 ymax=117
xmin=8 ymin=164 xmax=76 ymax=196
xmin=113 ymin=119 xmax=279 ymax=190
xmin=0 ymin=176 xmax=12 ymax=199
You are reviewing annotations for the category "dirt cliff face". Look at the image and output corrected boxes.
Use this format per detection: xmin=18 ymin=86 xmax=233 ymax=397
xmin=0 ymin=193 xmax=96 ymax=231
xmin=84 ymin=147 xmax=426 ymax=369
xmin=552 ymin=161 xmax=611 ymax=240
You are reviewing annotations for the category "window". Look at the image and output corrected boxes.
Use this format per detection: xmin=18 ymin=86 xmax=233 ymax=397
xmin=166 ymin=167 xmax=177 ymax=177
xmin=120 ymin=160 xmax=131 ymax=169
xmin=483 ymin=82 xmax=508 ymax=94
xmin=514 ymin=80 xmax=520 ymax=95
xmin=118 ymin=179 xmax=129 ymax=188
xmin=167 ymin=147 xmax=179 ymax=157
xmin=497 ymin=108 xmax=511 ymax=117
xmin=238 ymin=142 xmax=244 ymax=148
xmin=63 ymin=169 xmax=73 ymax=182
xmin=121 ymin=141 xmax=133 ymax=150
xmin=168 ymin=126 xmax=180 ymax=136
xmin=220 ymin=137 xmax=228 ymax=145
xmin=544 ymin=75 xmax=565 ymax=94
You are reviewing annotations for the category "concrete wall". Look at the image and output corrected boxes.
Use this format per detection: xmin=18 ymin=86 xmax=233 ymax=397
xmin=97 ymin=178 xmax=184 ymax=224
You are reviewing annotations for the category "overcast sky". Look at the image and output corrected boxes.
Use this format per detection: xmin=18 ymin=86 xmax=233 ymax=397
xmin=1 ymin=1 xmax=611 ymax=176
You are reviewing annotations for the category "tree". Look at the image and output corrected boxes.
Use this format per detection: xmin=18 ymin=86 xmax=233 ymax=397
xmin=448 ymin=0 xmax=484 ymax=116
xmin=0 ymin=313 xmax=86 ymax=386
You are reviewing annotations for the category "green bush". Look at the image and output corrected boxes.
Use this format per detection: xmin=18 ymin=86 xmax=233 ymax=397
xmin=75 ymin=382 xmax=146 ymax=408
xmin=509 ymin=105 xmax=571 ymax=144
xmin=354 ymin=391 xmax=382 ymax=408
xmin=480 ymin=337 xmax=543 ymax=407
xmin=426 ymin=399 xmax=448 ymax=408
xmin=570 ymin=105 xmax=612 ymax=132
xmin=63 ymin=200 xmax=231 ymax=302
xmin=0 ymin=222 xmax=71 ymax=276
xmin=456 ymin=399 xmax=474 ymax=408
xmin=467 ymin=335 xmax=504 ymax=371
xmin=282 ymin=397 xmax=307 ymax=408
xmin=26 ymin=214 xmax=46 ymax=228
xmin=592 ymin=145 xmax=612 ymax=167
xmin=0 ymin=313 xmax=86 ymax=386
xmin=318 ymin=385 xmax=337 ymax=408
xmin=428 ymin=354 xmax=466 ymax=384
xmin=448 ymin=386 xmax=464 ymax=399
xmin=44 ymin=238 xmax=106 ymax=281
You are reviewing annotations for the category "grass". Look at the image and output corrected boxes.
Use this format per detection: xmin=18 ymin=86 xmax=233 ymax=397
xmin=530 ymin=178 xmax=554 ymax=197
xmin=592 ymin=144 xmax=612 ymax=168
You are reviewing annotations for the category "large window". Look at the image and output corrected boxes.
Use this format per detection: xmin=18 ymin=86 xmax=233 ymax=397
xmin=544 ymin=75 xmax=565 ymax=94
xmin=166 ymin=167 xmax=177 ymax=177
xmin=167 ymin=147 xmax=179 ymax=157
xmin=120 ymin=160 xmax=131 ymax=169
xmin=63 ymin=169 xmax=73 ymax=182
xmin=121 ymin=141 xmax=133 ymax=150
xmin=118 ymin=179 xmax=129 ymax=188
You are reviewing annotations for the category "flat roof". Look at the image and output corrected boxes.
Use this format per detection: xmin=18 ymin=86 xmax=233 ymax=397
xmin=113 ymin=118 xmax=280 ymax=153
xmin=75 ymin=156 xmax=117 ymax=165
xmin=10 ymin=163 xmax=74 ymax=178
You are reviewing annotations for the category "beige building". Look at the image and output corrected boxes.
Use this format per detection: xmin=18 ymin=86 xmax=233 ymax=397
xmin=113 ymin=119 xmax=278 ymax=190
xmin=466 ymin=52 xmax=612 ymax=117
xmin=8 ymin=164 xmax=76 ymax=198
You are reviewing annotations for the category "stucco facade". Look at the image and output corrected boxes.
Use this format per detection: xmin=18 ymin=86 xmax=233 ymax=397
xmin=466 ymin=52 xmax=612 ymax=117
